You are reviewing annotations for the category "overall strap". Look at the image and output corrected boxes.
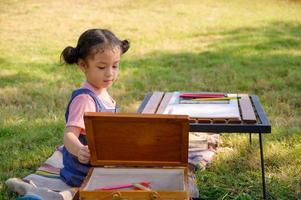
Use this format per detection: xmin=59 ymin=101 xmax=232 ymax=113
xmin=65 ymin=88 xmax=103 ymax=123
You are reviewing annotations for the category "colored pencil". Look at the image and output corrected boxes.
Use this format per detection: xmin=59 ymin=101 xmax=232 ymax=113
xmin=132 ymin=183 xmax=151 ymax=191
xmin=95 ymin=181 xmax=150 ymax=190
xmin=192 ymin=97 xmax=240 ymax=101
xmin=180 ymin=93 xmax=226 ymax=98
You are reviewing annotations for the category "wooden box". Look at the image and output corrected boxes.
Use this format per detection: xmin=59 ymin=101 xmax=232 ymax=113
xmin=80 ymin=112 xmax=190 ymax=200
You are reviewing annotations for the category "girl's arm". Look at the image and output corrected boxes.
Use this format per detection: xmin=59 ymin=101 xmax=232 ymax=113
xmin=63 ymin=126 xmax=90 ymax=164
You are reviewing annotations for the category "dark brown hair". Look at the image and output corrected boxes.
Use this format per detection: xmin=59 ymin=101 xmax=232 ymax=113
xmin=61 ymin=29 xmax=130 ymax=64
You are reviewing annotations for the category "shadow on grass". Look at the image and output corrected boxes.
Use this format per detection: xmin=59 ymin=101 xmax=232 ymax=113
xmin=199 ymin=136 xmax=301 ymax=200
xmin=120 ymin=21 xmax=300 ymax=96
xmin=117 ymin=21 xmax=301 ymax=199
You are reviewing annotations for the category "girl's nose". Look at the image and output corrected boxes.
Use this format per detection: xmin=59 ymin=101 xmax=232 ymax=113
xmin=105 ymin=67 xmax=114 ymax=77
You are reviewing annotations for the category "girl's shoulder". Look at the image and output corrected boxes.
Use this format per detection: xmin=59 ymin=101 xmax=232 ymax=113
xmin=69 ymin=87 xmax=96 ymax=104
xmin=71 ymin=94 xmax=95 ymax=105
xmin=69 ymin=93 xmax=96 ymax=112
xmin=71 ymin=88 xmax=96 ymax=98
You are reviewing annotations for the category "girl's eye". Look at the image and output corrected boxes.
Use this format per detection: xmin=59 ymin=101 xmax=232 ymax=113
xmin=97 ymin=66 xmax=105 ymax=70
xmin=113 ymin=65 xmax=119 ymax=69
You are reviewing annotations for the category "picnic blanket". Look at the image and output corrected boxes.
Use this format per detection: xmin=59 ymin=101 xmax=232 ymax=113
xmin=6 ymin=146 xmax=76 ymax=200
xmin=6 ymin=132 xmax=219 ymax=200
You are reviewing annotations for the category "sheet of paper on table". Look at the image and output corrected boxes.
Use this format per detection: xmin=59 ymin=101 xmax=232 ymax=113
xmin=162 ymin=92 xmax=240 ymax=119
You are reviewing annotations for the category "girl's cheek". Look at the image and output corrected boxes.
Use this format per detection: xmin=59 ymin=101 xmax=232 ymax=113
xmin=114 ymin=69 xmax=119 ymax=76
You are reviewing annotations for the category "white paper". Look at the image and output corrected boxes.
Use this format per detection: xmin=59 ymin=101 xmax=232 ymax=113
xmin=84 ymin=168 xmax=185 ymax=191
xmin=163 ymin=92 xmax=240 ymax=119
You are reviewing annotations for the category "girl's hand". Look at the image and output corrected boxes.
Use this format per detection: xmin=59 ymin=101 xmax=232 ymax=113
xmin=77 ymin=145 xmax=90 ymax=164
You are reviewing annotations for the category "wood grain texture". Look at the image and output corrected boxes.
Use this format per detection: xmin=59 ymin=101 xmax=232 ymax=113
xmin=141 ymin=92 xmax=164 ymax=114
xmin=84 ymin=112 xmax=189 ymax=167
xmin=156 ymin=92 xmax=174 ymax=114
xmin=80 ymin=167 xmax=189 ymax=200
xmin=239 ymin=94 xmax=257 ymax=124
xmin=190 ymin=117 xmax=242 ymax=124
xmin=80 ymin=190 xmax=188 ymax=200
xmin=81 ymin=115 xmax=190 ymax=199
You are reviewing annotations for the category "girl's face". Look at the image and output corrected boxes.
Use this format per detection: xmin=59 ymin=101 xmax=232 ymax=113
xmin=79 ymin=47 xmax=121 ymax=91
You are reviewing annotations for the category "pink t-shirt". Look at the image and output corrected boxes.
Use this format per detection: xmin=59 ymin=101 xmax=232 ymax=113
xmin=66 ymin=81 xmax=116 ymax=135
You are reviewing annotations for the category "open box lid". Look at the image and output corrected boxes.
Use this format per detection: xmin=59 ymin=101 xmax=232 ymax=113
xmin=84 ymin=112 xmax=189 ymax=167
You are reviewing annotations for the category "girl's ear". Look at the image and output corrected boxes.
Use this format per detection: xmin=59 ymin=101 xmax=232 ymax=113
xmin=77 ymin=58 xmax=87 ymax=73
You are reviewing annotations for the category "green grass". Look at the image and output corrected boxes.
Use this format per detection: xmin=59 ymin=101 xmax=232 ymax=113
xmin=1 ymin=0 xmax=301 ymax=199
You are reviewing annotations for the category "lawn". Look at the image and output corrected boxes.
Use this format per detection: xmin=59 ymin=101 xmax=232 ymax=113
xmin=0 ymin=0 xmax=301 ymax=199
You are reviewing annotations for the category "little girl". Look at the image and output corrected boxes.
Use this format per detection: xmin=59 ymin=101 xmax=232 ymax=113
xmin=59 ymin=29 xmax=130 ymax=187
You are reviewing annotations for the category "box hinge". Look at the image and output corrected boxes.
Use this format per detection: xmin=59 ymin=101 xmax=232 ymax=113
xmin=112 ymin=191 xmax=122 ymax=200
xmin=150 ymin=191 xmax=160 ymax=200
xmin=110 ymin=191 xmax=160 ymax=200
xmin=97 ymin=190 xmax=187 ymax=200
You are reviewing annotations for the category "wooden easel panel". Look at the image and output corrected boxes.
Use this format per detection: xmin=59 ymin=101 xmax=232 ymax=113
xmin=141 ymin=92 xmax=164 ymax=114
xmin=196 ymin=119 xmax=212 ymax=124
xmin=84 ymin=112 xmax=189 ymax=167
xmin=140 ymin=92 xmax=260 ymax=124
xmin=191 ymin=117 xmax=242 ymax=124
xmin=80 ymin=167 xmax=189 ymax=199
xmin=239 ymin=94 xmax=257 ymax=124
xmin=156 ymin=92 xmax=174 ymax=114
xmin=228 ymin=118 xmax=243 ymax=124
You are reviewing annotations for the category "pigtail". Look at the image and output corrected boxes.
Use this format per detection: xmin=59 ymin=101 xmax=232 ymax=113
xmin=60 ymin=46 xmax=78 ymax=65
xmin=60 ymin=29 xmax=130 ymax=64
xmin=120 ymin=40 xmax=130 ymax=54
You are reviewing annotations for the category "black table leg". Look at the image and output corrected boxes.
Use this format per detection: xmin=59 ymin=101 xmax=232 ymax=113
xmin=259 ymin=133 xmax=267 ymax=199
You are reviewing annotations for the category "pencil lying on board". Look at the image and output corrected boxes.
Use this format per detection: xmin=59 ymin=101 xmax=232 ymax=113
xmin=132 ymin=183 xmax=152 ymax=191
xmin=179 ymin=93 xmax=226 ymax=98
xmin=95 ymin=181 xmax=150 ymax=190
xmin=192 ymin=97 xmax=241 ymax=101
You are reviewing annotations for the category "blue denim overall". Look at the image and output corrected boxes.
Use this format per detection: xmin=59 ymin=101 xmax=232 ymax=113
xmin=60 ymin=88 xmax=117 ymax=187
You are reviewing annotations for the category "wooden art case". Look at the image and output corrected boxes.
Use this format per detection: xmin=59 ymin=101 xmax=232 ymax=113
xmin=80 ymin=112 xmax=190 ymax=200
